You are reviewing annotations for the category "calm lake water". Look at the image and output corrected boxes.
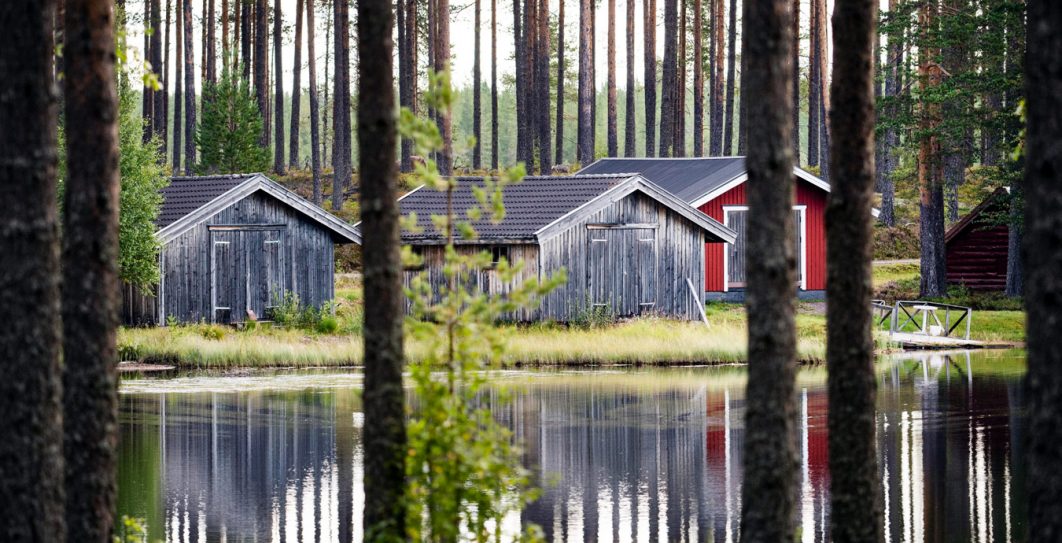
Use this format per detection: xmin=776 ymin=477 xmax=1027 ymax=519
xmin=117 ymin=350 xmax=1027 ymax=542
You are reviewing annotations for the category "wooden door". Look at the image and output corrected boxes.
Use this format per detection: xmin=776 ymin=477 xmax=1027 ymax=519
xmin=211 ymin=230 xmax=238 ymax=323
xmin=588 ymin=226 xmax=657 ymax=316
xmin=725 ymin=209 xmax=748 ymax=289
xmin=588 ymin=231 xmax=611 ymax=308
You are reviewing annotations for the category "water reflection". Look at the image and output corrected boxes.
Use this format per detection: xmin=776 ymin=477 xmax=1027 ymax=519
xmin=118 ymin=351 xmax=1026 ymax=542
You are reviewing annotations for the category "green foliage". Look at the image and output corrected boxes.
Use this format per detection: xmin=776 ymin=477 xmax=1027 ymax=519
xmin=267 ymin=291 xmax=339 ymax=333
xmin=198 ymin=324 xmax=229 ymax=341
xmin=873 ymin=223 xmax=921 ymax=260
xmin=57 ymin=58 xmax=168 ymax=288
xmin=400 ymin=72 xmax=562 ymax=542
xmin=196 ymin=67 xmax=270 ymax=174
xmin=112 ymin=515 xmax=151 ymax=543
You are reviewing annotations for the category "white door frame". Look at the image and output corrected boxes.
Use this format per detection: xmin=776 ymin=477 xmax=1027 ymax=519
xmin=721 ymin=205 xmax=808 ymax=292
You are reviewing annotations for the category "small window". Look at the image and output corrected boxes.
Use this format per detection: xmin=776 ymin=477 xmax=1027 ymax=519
xmin=490 ymin=246 xmax=510 ymax=268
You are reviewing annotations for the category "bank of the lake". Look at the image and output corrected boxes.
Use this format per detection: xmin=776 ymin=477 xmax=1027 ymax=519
xmin=118 ymin=303 xmax=1025 ymax=369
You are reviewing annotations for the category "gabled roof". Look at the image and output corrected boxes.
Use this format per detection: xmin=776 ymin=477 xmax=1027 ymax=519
xmin=156 ymin=173 xmax=362 ymax=244
xmin=385 ymin=174 xmax=736 ymax=245
xmin=945 ymin=187 xmax=1010 ymax=244
xmin=576 ymin=157 xmax=833 ymax=207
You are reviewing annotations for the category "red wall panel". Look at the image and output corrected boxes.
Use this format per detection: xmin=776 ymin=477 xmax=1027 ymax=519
xmin=699 ymin=178 xmax=828 ymax=292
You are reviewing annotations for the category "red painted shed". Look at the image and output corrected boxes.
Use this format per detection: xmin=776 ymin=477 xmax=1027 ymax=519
xmin=578 ymin=157 xmax=837 ymax=298
xmin=945 ymin=188 xmax=1011 ymax=291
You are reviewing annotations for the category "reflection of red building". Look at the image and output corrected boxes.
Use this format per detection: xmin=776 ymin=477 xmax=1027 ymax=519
xmin=804 ymin=391 xmax=830 ymax=485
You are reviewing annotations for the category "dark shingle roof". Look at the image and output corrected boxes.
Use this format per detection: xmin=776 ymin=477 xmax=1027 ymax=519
xmin=157 ymin=174 xmax=258 ymax=227
xmin=576 ymin=157 xmax=748 ymax=203
xmin=400 ymin=174 xmax=632 ymax=242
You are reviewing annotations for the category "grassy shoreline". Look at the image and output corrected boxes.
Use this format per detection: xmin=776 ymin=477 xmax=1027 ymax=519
xmin=118 ymin=306 xmax=1024 ymax=370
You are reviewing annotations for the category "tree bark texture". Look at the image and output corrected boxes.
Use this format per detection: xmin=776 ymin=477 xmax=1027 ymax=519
xmin=710 ymin=0 xmax=725 ymax=156
xmin=290 ymin=0 xmax=304 ymax=169
xmin=173 ymin=0 xmax=184 ymax=170
xmin=307 ymin=0 xmax=322 ymax=204
xmin=738 ymin=0 xmax=798 ymax=541
xmin=435 ymin=0 xmax=453 ymax=174
xmin=184 ymin=0 xmax=197 ymax=172
xmin=608 ymin=0 xmax=618 ymax=157
xmin=878 ymin=0 xmax=901 ymax=227
xmin=658 ymin=0 xmax=677 ymax=156
xmin=738 ymin=41 xmax=748 ymax=154
xmin=578 ymin=0 xmax=593 ymax=164
xmin=222 ymin=0 xmax=229 ymax=68
xmin=807 ymin=0 xmax=820 ymax=167
xmin=255 ymin=0 xmax=269 ymax=146
xmin=520 ymin=0 xmax=536 ymax=169
xmin=1024 ymin=3 xmax=1062 ymax=542
xmin=556 ymin=0 xmax=566 ymax=164
xmin=625 ymin=0 xmax=636 ymax=157
xmin=160 ymin=0 xmax=171 ymax=157
xmin=917 ymin=0 xmax=946 ymax=298
xmin=150 ymin=0 xmax=165 ymax=144
xmin=491 ymin=0 xmax=500 ymax=169
xmin=674 ymin=0 xmax=686 ymax=156
xmin=536 ymin=0 xmax=551 ymax=172
xmin=241 ymin=0 xmax=252 ymax=79
xmin=473 ymin=0 xmax=482 ymax=169
xmin=825 ymin=0 xmax=884 ymax=540
xmin=644 ymin=0 xmax=657 ymax=156
xmin=141 ymin=0 xmax=154 ymax=143
xmin=791 ymin=0 xmax=799 ymax=159
xmin=332 ymin=0 xmax=351 ymax=210
xmin=724 ymin=0 xmax=736 ymax=155
xmin=693 ymin=0 xmax=704 ymax=156
xmin=206 ymin=0 xmax=217 ymax=84
xmin=357 ymin=0 xmax=408 ymax=536
xmin=273 ymin=0 xmax=285 ymax=174
xmin=815 ymin=0 xmax=830 ymax=176
xmin=0 ymin=1 xmax=64 ymax=540
xmin=62 ymin=1 xmax=121 ymax=541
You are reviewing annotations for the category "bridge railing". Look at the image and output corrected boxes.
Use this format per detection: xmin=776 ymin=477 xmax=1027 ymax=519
xmin=890 ymin=300 xmax=972 ymax=340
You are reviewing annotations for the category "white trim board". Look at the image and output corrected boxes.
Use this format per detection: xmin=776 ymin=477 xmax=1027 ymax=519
xmin=721 ymin=204 xmax=807 ymax=292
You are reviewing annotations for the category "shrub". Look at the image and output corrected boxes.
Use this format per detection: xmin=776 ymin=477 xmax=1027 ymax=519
xmin=316 ymin=315 xmax=339 ymax=334
xmin=873 ymin=223 xmax=921 ymax=260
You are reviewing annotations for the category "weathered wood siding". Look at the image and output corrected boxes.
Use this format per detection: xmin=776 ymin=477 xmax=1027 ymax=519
xmin=157 ymin=191 xmax=337 ymax=324
xmin=121 ymin=282 xmax=158 ymax=326
xmin=538 ymin=191 xmax=707 ymax=321
xmin=403 ymin=244 xmax=541 ymax=322
xmin=946 ymin=220 xmax=1009 ymax=291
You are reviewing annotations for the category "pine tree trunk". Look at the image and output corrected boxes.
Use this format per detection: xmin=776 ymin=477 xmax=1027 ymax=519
xmin=206 ymin=0 xmax=216 ymax=84
xmin=307 ymin=0 xmax=322 ymax=204
xmin=658 ymin=0 xmax=676 ymax=156
xmin=739 ymin=0 xmax=798 ymax=539
xmin=222 ymin=0 xmax=229 ymax=68
xmin=693 ymin=0 xmax=703 ymax=156
xmin=184 ymin=0 xmax=197 ymax=172
xmin=161 ymin=0 xmax=172 ymax=157
xmin=142 ymin=0 xmax=155 ymax=142
xmin=816 ymin=0 xmax=830 ymax=175
xmin=174 ymin=0 xmax=184 ymax=170
xmin=473 ymin=0 xmax=482 ymax=169
xmin=514 ymin=0 xmax=525 ymax=167
xmin=878 ymin=0 xmax=901 ymax=227
xmin=323 ymin=2 xmax=331 ymax=166
xmin=399 ymin=0 xmax=417 ymax=172
xmin=608 ymin=0 xmax=618 ymax=156
xmin=1024 ymin=5 xmax=1062 ymax=540
xmin=709 ymin=0 xmax=724 ymax=155
xmin=556 ymin=0 xmax=566 ymax=164
xmin=1003 ymin=0 xmax=1025 ymax=297
xmin=332 ymin=0 xmax=350 ymax=210
xmin=578 ymin=0 xmax=593 ymax=163
xmin=825 ymin=0 xmax=883 ymax=539
xmin=674 ymin=0 xmax=685 ymax=156
xmin=723 ymin=0 xmax=736 ymax=155
xmin=273 ymin=0 xmax=285 ymax=174
xmin=807 ymin=0 xmax=820 ymax=167
xmin=624 ymin=0 xmax=636 ymax=156
xmin=242 ymin=0 xmax=252 ymax=79
xmin=0 ymin=1 xmax=64 ymax=538
xmin=435 ymin=0 xmax=453 ymax=174
xmin=492 ymin=0 xmax=500 ymax=169
xmin=151 ymin=0 xmax=165 ymax=144
xmin=644 ymin=0 xmax=657 ymax=156
xmin=357 ymin=0 xmax=407 ymax=534
xmin=791 ymin=0 xmax=799 ymax=160
xmin=537 ymin=0 xmax=551 ymax=172
xmin=521 ymin=0 xmax=536 ymax=169
xmin=62 ymin=1 xmax=121 ymax=540
xmin=917 ymin=0 xmax=946 ymax=298
xmin=737 ymin=43 xmax=747 ymax=153
xmin=255 ymin=0 xmax=269 ymax=146
xmin=290 ymin=0 xmax=304 ymax=169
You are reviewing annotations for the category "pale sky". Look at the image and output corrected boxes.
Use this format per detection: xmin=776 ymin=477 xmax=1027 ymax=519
xmin=128 ymin=0 xmax=854 ymax=96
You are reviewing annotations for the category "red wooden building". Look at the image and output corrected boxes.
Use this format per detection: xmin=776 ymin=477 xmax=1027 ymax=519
xmin=579 ymin=157 xmax=840 ymax=300
xmin=945 ymin=187 xmax=1011 ymax=291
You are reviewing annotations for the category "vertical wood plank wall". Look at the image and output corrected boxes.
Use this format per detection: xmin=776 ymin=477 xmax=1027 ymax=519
xmin=155 ymin=191 xmax=337 ymax=324
xmin=699 ymin=177 xmax=827 ymax=292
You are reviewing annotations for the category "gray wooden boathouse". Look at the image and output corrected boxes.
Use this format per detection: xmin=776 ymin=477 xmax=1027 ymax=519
xmin=123 ymin=174 xmax=361 ymax=325
xmin=385 ymin=174 xmax=736 ymax=322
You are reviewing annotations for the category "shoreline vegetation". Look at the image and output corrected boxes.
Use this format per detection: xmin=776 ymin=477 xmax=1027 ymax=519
xmin=119 ymin=294 xmax=1025 ymax=370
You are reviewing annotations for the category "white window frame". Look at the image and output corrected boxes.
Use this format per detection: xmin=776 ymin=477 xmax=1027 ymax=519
xmin=721 ymin=204 xmax=808 ymax=292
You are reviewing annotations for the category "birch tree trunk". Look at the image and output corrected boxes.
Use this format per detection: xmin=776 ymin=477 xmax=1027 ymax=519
xmin=0 ymin=1 xmax=64 ymax=538
xmin=825 ymin=0 xmax=883 ymax=538
xmin=738 ymin=0 xmax=798 ymax=540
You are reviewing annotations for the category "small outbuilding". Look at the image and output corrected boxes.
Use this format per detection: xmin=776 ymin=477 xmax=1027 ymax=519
xmin=388 ymin=174 xmax=736 ymax=322
xmin=123 ymin=173 xmax=361 ymax=325
xmin=577 ymin=157 xmax=868 ymax=300
xmin=945 ymin=187 xmax=1011 ymax=291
